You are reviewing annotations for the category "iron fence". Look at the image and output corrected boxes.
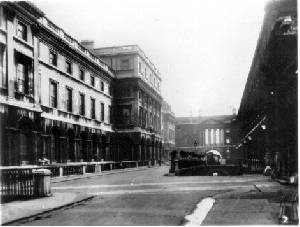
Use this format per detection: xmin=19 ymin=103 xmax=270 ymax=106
xmin=0 ymin=168 xmax=35 ymax=203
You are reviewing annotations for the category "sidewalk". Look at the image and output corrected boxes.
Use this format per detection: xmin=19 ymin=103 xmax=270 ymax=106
xmin=203 ymin=181 xmax=298 ymax=225
xmin=0 ymin=165 xmax=159 ymax=225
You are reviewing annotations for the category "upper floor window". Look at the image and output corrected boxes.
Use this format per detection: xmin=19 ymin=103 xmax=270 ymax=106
xmin=108 ymin=86 xmax=112 ymax=96
xmin=66 ymin=87 xmax=72 ymax=112
xmin=100 ymin=81 xmax=104 ymax=92
xmin=139 ymin=62 xmax=142 ymax=74
xmin=79 ymin=93 xmax=85 ymax=115
xmin=226 ymin=128 xmax=230 ymax=133
xmin=66 ymin=60 xmax=72 ymax=74
xmin=144 ymin=68 xmax=147 ymax=78
xmin=90 ymin=75 xmax=95 ymax=87
xmin=17 ymin=21 xmax=27 ymax=41
xmin=226 ymin=138 xmax=230 ymax=144
xmin=50 ymin=80 xmax=58 ymax=108
xmin=121 ymin=59 xmax=130 ymax=70
xmin=139 ymin=90 xmax=142 ymax=100
xmin=100 ymin=102 xmax=105 ymax=121
xmin=17 ymin=58 xmax=33 ymax=96
xmin=91 ymin=98 xmax=95 ymax=119
xmin=154 ymin=78 xmax=156 ymax=87
xmin=79 ymin=69 xmax=84 ymax=81
xmin=49 ymin=51 xmax=57 ymax=66
xmin=0 ymin=45 xmax=7 ymax=88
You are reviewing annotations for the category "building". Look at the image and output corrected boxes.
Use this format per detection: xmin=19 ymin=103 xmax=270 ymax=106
xmin=175 ymin=110 xmax=238 ymax=162
xmin=0 ymin=2 xmax=115 ymax=166
xmin=161 ymin=101 xmax=175 ymax=162
xmin=236 ymin=0 xmax=297 ymax=177
xmin=93 ymin=45 xmax=163 ymax=163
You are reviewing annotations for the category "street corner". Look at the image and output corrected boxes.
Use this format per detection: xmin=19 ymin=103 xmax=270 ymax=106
xmin=0 ymin=192 xmax=93 ymax=225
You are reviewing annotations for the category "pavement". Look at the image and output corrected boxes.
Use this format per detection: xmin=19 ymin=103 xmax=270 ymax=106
xmin=0 ymin=166 xmax=298 ymax=226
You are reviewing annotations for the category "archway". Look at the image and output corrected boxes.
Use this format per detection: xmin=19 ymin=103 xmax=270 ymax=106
xmin=101 ymin=134 xmax=106 ymax=161
xmin=17 ymin=117 xmax=36 ymax=165
xmin=141 ymin=137 xmax=146 ymax=161
xmin=67 ymin=129 xmax=75 ymax=162
xmin=51 ymin=126 xmax=60 ymax=163
xmin=80 ymin=131 xmax=87 ymax=162
xmin=146 ymin=138 xmax=150 ymax=161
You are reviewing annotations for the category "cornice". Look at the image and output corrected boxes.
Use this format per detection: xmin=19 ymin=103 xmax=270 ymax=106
xmin=35 ymin=24 xmax=114 ymax=84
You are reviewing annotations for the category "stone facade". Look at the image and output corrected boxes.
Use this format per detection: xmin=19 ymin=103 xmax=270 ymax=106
xmin=0 ymin=2 xmax=161 ymax=166
xmin=236 ymin=0 xmax=297 ymax=177
xmin=162 ymin=101 xmax=175 ymax=162
xmin=175 ymin=112 xmax=239 ymax=162
xmin=93 ymin=45 xmax=163 ymax=162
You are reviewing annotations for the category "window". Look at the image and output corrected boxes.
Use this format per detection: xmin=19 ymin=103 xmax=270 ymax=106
xmin=139 ymin=107 xmax=143 ymax=126
xmin=0 ymin=45 xmax=6 ymax=88
xmin=17 ymin=63 xmax=26 ymax=93
xmin=17 ymin=21 xmax=27 ymax=41
xmin=122 ymin=106 xmax=131 ymax=125
xmin=79 ymin=93 xmax=85 ymax=115
xmin=139 ymin=90 xmax=142 ymax=100
xmin=108 ymin=105 xmax=112 ymax=124
xmin=49 ymin=51 xmax=57 ymax=66
xmin=108 ymin=86 xmax=112 ymax=96
xmin=144 ymin=110 xmax=147 ymax=128
xmin=145 ymin=68 xmax=147 ymax=78
xmin=139 ymin=62 xmax=142 ymax=73
xmin=17 ymin=60 xmax=33 ymax=95
xmin=66 ymin=87 xmax=72 ymax=112
xmin=121 ymin=59 xmax=130 ymax=70
xmin=150 ymin=74 xmax=152 ymax=84
xmin=91 ymin=98 xmax=95 ymax=119
xmin=226 ymin=128 xmax=230 ymax=133
xmin=100 ymin=102 xmax=104 ymax=121
xmin=226 ymin=138 xmax=230 ymax=144
xmin=79 ymin=69 xmax=84 ymax=81
xmin=154 ymin=78 xmax=156 ymax=87
xmin=66 ymin=60 xmax=72 ymax=74
xmin=100 ymin=81 xmax=104 ymax=92
xmin=50 ymin=81 xmax=58 ymax=108
xmin=90 ymin=75 xmax=95 ymax=87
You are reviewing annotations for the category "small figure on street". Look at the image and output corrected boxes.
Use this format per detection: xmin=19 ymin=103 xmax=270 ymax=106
xmin=264 ymin=166 xmax=272 ymax=176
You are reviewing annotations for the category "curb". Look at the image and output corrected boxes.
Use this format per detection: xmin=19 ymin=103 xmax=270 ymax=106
xmin=51 ymin=166 xmax=163 ymax=183
xmin=2 ymin=195 xmax=95 ymax=226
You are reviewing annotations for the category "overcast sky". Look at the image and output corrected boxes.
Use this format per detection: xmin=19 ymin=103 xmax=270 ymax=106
xmin=33 ymin=0 xmax=267 ymax=117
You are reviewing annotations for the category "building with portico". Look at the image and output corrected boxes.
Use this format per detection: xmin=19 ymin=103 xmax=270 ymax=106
xmin=175 ymin=110 xmax=239 ymax=162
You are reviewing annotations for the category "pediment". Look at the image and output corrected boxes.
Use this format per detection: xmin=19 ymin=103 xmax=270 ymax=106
xmin=201 ymin=119 xmax=223 ymax=125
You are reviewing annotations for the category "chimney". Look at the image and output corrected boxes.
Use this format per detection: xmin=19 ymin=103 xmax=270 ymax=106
xmin=232 ymin=107 xmax=236 ymax=116
xmin=80 ymin=40 xmax=95 ymax=53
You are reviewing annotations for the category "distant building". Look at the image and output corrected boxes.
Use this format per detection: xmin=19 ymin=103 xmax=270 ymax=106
xmin=236 ymin=0 xmax=297 ymax=177
xmin=93 ymin=45 xmax=163 ymax=162
xmin=175 ymin=110 xmax=238 ymax=162
xmin=162 ymin=101 xmax=175 ymax=162
xmin=0 ymin=2 xmax=114 ymax=166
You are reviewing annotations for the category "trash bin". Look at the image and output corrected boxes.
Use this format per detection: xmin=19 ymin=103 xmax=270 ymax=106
xmin=33 ymin=169 xmax=52 ymax=197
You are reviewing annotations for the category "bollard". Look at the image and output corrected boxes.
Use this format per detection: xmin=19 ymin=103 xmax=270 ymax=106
xmin=82 ymin=165 xmax=86 ymax=174
xmin=59 ymin=167 xmax=63 ymax=177
xmin=33 ymin=169 xmax=52 ymax=197
xmin=136 ymin=162 xmax=139 ymax=169
xmin=148 ymin=161 xmax=151 ymax=168
xmin=174 ymin=159 xmax=179 ymax=176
